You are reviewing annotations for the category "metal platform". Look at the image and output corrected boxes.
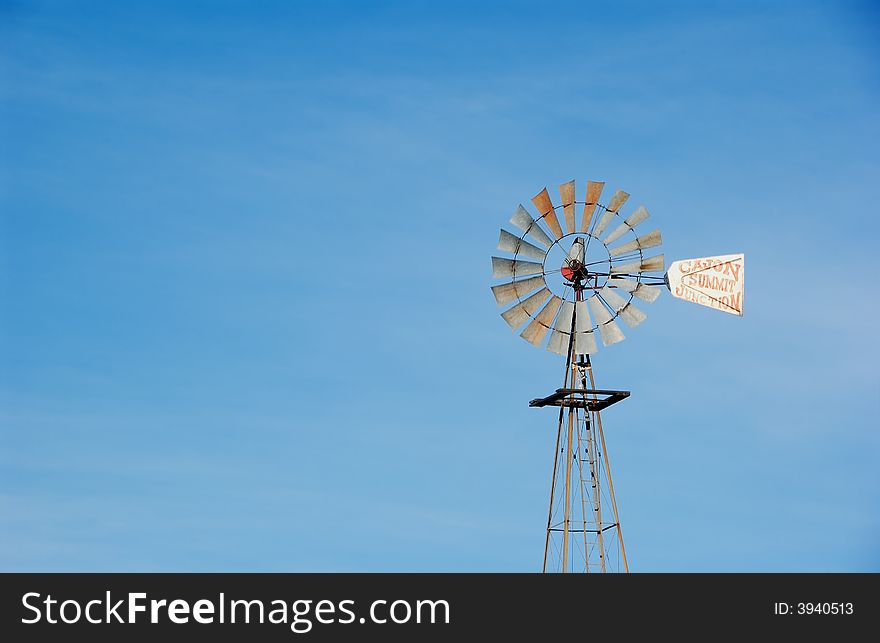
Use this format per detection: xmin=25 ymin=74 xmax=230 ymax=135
xmin=528 ymin=388 xmax=630 ymax=411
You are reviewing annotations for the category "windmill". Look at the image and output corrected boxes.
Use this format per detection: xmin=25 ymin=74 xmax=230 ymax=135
xmin=490 ymin=179 xmax=744 ymax=573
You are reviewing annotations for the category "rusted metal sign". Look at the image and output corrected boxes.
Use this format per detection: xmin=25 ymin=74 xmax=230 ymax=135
xmin=665 ymin=254 xmax=744 ymax=316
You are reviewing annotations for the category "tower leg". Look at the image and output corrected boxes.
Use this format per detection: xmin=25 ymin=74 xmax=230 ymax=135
xmin=542 ymin=319 xmax=576 ymax=573
xmin=585 ymin=359 xmax=629 ymax=573
xmin=562 ymin=366 xmax=576 ymax=572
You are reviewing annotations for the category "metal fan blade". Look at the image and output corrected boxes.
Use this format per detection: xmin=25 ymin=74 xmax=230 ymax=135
xmin=546 ymin=300 xmax=574 ymax=355
xmin=609 ymin=253 xmax=665 ymax=275
xmin=509 ymin=205 xmax=554 ymax=249
xmin=598 ymin=286 xmax=646 ymax=328
xmin=490 ymin=275 xmax=546 ymax=306
xmin=587 ymin=295 xmax=613 ymax=325
xmin=608 ymin=277 xmax=638 ymax=291
xmin=587 ymin=295 xmax=626 ymax=346
xmin=602 ymin=206 xmax=650 ymax=245
xmin=634 ymin=284 xmax=661 ymax=303
xmin=574 ymin=300 xmax=598 ymax=354
xmin=608 ymin=229 xmax=663 ymax=257
xmin=591 ymin=189 xmax=630 ymax=239
xmin=606 ymin=189 xmax=630 ymax=213
xmin=580 ymin=181 xmax=605 ymax=233
xmin=608 ymin=277 xmax=662 ymax=303
xmin=559 ymin=180 xmax=576 ymax=234
xmin=596 ymin=318 xmax=625 ymax=346
xmin=598 ymin=285 xmax=629 ymax=311
xmin=520 ymin=296 xmax=562 ymax=346
xmin=591 ymin=210 xmax=616 ymax=239
xmin=497 ymin=229 xmax=548 ymax=261
xmin=492 ymin=256 xmax=544 ymax=279
xmin=554 ymin=300 xmax=575 ymax=333
xmin=618 ymin=303 xmax=647 ymax=328
xmin=531 ymin=188 xmax=564 ymax=240
xmin=639 ymin=253 xmax=665 ymax=272
xmin=665 ymin=253 xmax=745 ymax=316
xmin=501 ymin=287 xmax=551 ymax=329
xmin=575 ymin=300 xmax=591 ymax=332
xmin=575 ymin=330 xmax=598 ymax=355
xmin=609 ymin=259 xmax=640 ymax=275
xmin=546 ymin=330 xmax=569 ymax=355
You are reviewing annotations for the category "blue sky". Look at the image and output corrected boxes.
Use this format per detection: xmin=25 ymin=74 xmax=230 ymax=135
xmin=1 ymin=0 xmax=878 ymax=571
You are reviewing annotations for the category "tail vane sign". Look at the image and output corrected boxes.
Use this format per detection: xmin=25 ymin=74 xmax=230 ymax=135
xmin=665 ymin=254 xmax=744 ymax=316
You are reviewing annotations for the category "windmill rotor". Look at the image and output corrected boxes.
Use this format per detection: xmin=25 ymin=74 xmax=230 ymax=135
xmin=491 ymin=180 xmax=669 ymax=355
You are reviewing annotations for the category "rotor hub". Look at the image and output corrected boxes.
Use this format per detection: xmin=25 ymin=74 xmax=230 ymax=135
xmin=561 ymin=236 xmax=588 ymax=283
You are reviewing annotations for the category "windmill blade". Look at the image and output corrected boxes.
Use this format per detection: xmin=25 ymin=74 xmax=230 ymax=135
xmin=609 ymin=259 xmax=640 ymax=275
xmin=640 ymin=254 xmax=665 ymax=272
xmin=602 ymin=205 xmax=650 ymax=245
xmin=531 ymin=188 xmax=564 ymax=240
xmin=490 ymin=275 xmax=546 ymax=306
xmin=492 ymin=256 xmax=544 ymax=279
xmin=580 ymin=180 xmax=605 ymax=233
xmin=587 ymin=295 xmax=626 ymax=346
xmin=591 ymin=210 xmax=616 ymax=239
xmin=598 ymin=285 xmax=630 ymax=311
xmin=559 ymin=180 xmax=576 ymax=233
xmin=665 ymin=253 xmax=744 ymax=316
xmin=520 ymin=296 xmax=563 ymax=346
xmin=592 ymin=189 xmax=630 ymax=239
xmin=501 ymin=287 xmax=551 ymax=329
xmin=575 ymin=329 xmax=598 ymax=355
xmin=606 ymin=189 xmax=630 ymax=213
xmin=554 ymin=300 xmax=575 ymax=333
xmin=608 ymin=277 xmax=662 ymax=303
xmin=636 ymin=285 xmax=661 ymax=303
xmin=619 ymin=303 xmax=648 ymax=327
xmin=509 ymin=205 xmax=554 ymax=249
xmin=497 ymin=229 xmax=548 ymax=261
xmin=598 ymin=286 xmax=647 ymax=328
xmin=546 ymin=330 xmax=569 ymax=356
xmin=610 ymin=253 xmax=665 ymax=275
xmin=574 ymin=300 xmax=598 ymax=354
xmin=546 ymin=300 xmax=574 ymax=355
xmin=608 ymin=229 xmax=663 ymax=257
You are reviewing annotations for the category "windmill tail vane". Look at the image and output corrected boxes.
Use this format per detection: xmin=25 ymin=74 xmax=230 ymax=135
xmin=488 ymin=177 xmax=744 ymax=573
